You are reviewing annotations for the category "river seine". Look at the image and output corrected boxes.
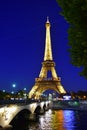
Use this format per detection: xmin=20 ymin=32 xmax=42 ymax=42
xmin=11 ymin=109 xmax=87 ymax=130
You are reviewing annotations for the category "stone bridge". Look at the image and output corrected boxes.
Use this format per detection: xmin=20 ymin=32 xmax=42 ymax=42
xmin=0 ymin=100 xmax=51 ymax=128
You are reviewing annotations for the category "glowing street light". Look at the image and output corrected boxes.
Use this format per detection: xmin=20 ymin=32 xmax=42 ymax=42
xmin=23 ymin=87 xmax=27 ymax=99
xmin=12 ymin=84 xmax=16 ymax=88
xmin=24 ymin=88 xmax=26 ymax=91
xmin=11 ymin=91 xmax=14 ymax=94
xmin=3 ymin=90 xmax=5 ymax=92
xmin=11 ymin=83 xmax=16 ymax=96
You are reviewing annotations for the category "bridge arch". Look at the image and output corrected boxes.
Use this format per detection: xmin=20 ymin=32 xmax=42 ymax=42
xmin=10 ymin=109 xmax=31 ymax=129
xmin=34 ymin=105 xmax=41 ymax=115
xmin=0 ymin=101 xmax=51 ymax=128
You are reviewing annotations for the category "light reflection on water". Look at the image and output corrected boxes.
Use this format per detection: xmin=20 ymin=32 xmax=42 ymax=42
xmin=10 ymin=109 xmax=87 ymax=130
xmin=63 ymin=110 xmax=78 ymax=130
xmin=29 ymin=109 xmax=79 ymax=130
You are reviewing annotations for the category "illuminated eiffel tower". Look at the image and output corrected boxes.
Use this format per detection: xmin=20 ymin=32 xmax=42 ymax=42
xmin=28 ymin=18 xmax=66 ymax=99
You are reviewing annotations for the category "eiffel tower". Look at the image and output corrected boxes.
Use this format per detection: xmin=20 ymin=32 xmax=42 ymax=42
xmin=28 ymin=17 xmax=66 ymax=99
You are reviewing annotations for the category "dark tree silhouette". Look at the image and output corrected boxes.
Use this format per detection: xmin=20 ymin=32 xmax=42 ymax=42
xmin=56 ymin=0 xmax=87 ymax=78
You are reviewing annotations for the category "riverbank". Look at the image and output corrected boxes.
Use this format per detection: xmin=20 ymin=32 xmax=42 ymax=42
xmin=52 ymin=100 xmax=87 ymax=111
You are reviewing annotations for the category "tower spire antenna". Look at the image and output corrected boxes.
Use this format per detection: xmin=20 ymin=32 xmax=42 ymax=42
xmin=47 ymin=16 xmax=49 ymax=23
xmin=44 ymin=16 xmax=52 ymax=61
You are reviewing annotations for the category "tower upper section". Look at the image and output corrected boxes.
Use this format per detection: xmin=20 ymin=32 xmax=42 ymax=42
xmin=44 ymin=17 xmax=53 ymax=61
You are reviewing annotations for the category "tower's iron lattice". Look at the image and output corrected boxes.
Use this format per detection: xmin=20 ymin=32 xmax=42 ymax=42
xmin=28 ymin=18 xmax=66 ymax=99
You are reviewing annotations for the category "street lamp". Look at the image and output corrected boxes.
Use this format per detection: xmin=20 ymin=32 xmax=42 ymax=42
xmin=12 ymin=84 xmax=16 ymax=88
xmin=11 ymin=83 xmax=16 ymax=99
xmin=3 ymin=90 xmax=5 ymax=92
xmin=24 ymin=88 xmax=26 ymax=91
xmin=23 ymin=88 xmax=27 ymax=99
xmin=11 ymin=91 xmax=14 ymax=94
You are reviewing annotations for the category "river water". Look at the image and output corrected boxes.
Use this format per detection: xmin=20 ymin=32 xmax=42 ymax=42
xmin=11 ymin=109 xmax=87 ymax=130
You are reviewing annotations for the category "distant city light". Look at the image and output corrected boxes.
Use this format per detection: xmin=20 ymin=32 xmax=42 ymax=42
xmin=24 ymin=88 xmax=26 ymax=91
xmin=11 ymin=91 xmax=14 ymax=94
xmin=63 ymin=95 xmax=71 ymax=100
xmin=3 ymin=90 xmax=5 ymax=92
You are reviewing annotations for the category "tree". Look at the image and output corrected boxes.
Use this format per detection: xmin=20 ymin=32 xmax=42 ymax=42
xmin=56 ymin=0 xmax=87 ymax=78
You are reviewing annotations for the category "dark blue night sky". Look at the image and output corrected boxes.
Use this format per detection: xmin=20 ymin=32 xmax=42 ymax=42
xmin=0 ymin=0 xmax=87 ymax=93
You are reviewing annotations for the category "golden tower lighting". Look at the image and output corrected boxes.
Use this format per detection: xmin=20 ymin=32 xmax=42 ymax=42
xmin=28 ymin=17 xmax=66 ymax=99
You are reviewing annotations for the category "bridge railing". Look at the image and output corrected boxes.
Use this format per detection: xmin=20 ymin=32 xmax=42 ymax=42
xmin=0 ymin=99 xmax=39 ymax=106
